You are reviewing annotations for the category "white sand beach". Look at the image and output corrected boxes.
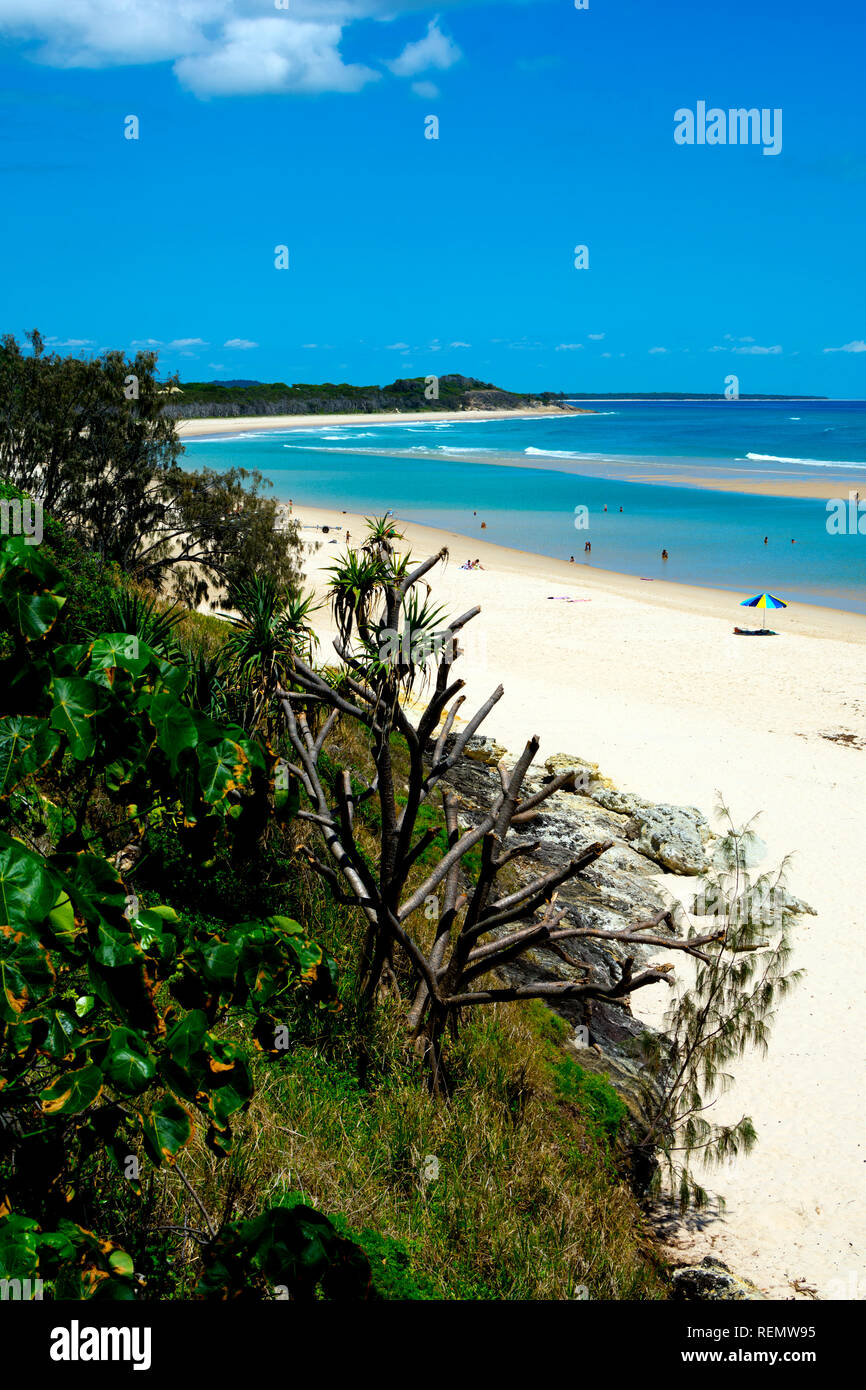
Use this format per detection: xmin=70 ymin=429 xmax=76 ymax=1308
xmin=176 ymin=405 xmax=580 ymax=439
xmin=295 ymin=501 xmax=866 ymax=1301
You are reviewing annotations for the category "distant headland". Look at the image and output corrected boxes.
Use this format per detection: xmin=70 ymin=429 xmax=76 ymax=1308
xmin=160 ymin=374 xmax=589 ymax=420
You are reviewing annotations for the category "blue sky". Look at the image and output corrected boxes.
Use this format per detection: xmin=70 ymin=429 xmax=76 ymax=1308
xmin=1 ymin=0 xmax=864 ymax=395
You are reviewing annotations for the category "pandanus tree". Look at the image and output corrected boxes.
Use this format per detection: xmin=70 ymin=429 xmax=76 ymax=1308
xmin=276 ymin=519 xmax=726 ymax=1092
xmin=224 ymin=576 xmax=319 ymax=737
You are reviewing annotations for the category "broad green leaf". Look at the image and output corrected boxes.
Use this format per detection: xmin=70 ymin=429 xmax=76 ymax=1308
xmin=49 ymin=677 xmax=106 ymax=759
xmin=142 ymin=1098 xmax=193 ymax=1165
xmin=0 ymin=943 xmax=56 ymax=1020
xmin=38 ymin=1009 xmax=80 ymax=1060
xmin=0 ymin=833 xmax=58 ymax=927
xmin=89 ymin=633 xmax=151 ymax=679
xmin=40 ymin=1063 xmax=103 ymax=1115
xmin=0 ymin=561 xmax=66 ymax=641
xmin=0 ymin=717 xmax=61 ymax=796
xmin=92 ymin=920 xmax=141 ymax=970
xmin=197 ymin=738 xmax=252 ymax=804
xmin=148 ymin=692 xmax=199 ymax=772
xmin=47 ymin=891 xmax=77 ymax=946
xmin=200 ymin=940 xmax=239 ymax=982
xmin=164 ymin=1009 xmax=208 ymax=1071
xmin=102 ymin=1026 xmax=156 ymax=1094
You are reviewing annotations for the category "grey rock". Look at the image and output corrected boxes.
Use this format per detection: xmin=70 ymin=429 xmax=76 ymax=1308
xmin=671 ymin=1256 xmax=766 ymax=1301
xmin=624 ymin=803 xmax=714 ymax=876
xmin=464 ymin=735 xmax=508 ymax=766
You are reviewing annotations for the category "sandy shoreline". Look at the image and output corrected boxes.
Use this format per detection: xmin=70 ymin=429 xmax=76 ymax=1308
xmin=175 ymin=405 xmax=579 ymax=438
xmin=293 ymin=501 xmax=866 ymax=1300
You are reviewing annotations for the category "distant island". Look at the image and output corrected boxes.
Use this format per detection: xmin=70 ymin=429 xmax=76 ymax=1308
xmin=160 ymin=374 xmax=584 ymax=420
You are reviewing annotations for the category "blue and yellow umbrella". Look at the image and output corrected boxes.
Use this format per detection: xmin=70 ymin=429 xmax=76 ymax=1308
xmin=739 ymin=591 xmax=788 ymax=632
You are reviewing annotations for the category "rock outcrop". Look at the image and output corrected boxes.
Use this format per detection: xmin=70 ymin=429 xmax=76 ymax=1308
xmin=671 ymin=1256 xmax=766 ymax=1301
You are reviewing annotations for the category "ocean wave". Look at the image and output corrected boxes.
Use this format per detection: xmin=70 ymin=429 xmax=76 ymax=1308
xmin=437 ymin=445 xmax=497 ymax=455
xmin=744 ymin=452 xmax=866 ymax=468
xmin=524 ymin=447 xmax=602 ymax=460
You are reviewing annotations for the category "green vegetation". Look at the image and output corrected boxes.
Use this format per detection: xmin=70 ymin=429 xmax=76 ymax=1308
xmin=164 ymin=374 xmax=566 ymax=417
xmin=0 ymin=509 xmax=664 ymax=1299
xmin=0 ymin=332 xmax=303 ymax=606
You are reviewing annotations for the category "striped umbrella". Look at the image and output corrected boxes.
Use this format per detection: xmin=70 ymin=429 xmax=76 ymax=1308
xmin=739 ymin=591 xmax=788 ymax=631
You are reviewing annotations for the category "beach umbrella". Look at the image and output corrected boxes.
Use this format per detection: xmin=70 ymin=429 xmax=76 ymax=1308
xmin=739 ymin=591 xmax=788 ymax=631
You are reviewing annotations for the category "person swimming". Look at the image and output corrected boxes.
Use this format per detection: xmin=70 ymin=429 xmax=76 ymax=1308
xmin=661 ymin=549 xmax=669 ymax=560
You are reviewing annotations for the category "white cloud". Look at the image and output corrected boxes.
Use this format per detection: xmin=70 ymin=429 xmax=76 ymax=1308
xmin=411 ymin=80 xmax=439 ymax=99
xmin=649 ymin=346 xmax=668 ymax=354
xmin=168 ymin=337 xmax=208 ymax=349
xmin=302 ymin=343 xmax=318 ymax=349
xmin=176 ymin=18 xmax=378 ymax=97
xmin=588 ymin=333 xmax=605 ymax=340
xmin=450 ymin=341 xmax=471 ymax=348
xmin=208 ymin=363 xmax=226 ymax=369
xmin=0 ymin=2 xmax=387 ymax=96
xmin=823 ymin=340 xmax=866 ymax=354
xmin=386 ymin=19 xmax=461 ymax=78
xmin=385 ymin=342 xmax=410 ymax=350
xmin=223 ymin=337 xmax=258 ymax=349
xmin=555 ymin=343 xmax=583 ymax=351
xmin=46 ymin=337 xmax=94 ymax=348
xmin=711 ymin=343 xmax=782 ymax=355
xmin=601 ymin=351 xmax=612 ymax=358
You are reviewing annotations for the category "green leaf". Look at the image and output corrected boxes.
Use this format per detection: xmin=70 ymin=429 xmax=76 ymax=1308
xmin=47 ymin=891 xmax=77 ymax=947
xmin=0 ymin=717 xmax=62 ymax=796
xmin=164 ymin=1010 xmax=208 ymax=1071
xmin=200 ymin=940 xmax=239 ymax=982
xmin=49 ymin=676 xmax=106 ymax=759
xmin=89 ymin=633 xmax=151 ymax=679
xmin=0 ymin=833 xmax=58 ymax=927
xmin=92 ymin=920 xmax=140 ymax=970
xmin=38 ymin=1009 xmax=80 ymax=1060
xmin=0 ymin=563 xmax=66 ymax=641
xmin=40 ymin=1063 xmax=104 ymax=1115
xmin=197 ymin=738 xmax=252 ymax=805
xmin=102 ymin=1026 xmax=156 ymax=1095
xmin=142 ymin=1097 xmax=193 ymax=1165
xmin=148 ymin=692 xmax=199 ymax=772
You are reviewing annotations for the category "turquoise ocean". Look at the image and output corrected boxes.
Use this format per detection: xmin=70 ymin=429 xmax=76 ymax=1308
xmin=183 ymin=400 xmax=866 ymax=615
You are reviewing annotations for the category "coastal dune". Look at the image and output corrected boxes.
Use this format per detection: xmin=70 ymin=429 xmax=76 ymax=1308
xmin=296 ymin=502 xmax=866 ymax=1301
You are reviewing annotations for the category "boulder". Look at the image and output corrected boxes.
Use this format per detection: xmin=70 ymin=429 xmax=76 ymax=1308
xmin=671 ymin=1256 xmax=766 ymax=1301
xmin=625 ymin=803 xmax=714 ymax=876
xmin=464 ymin=736 xmax=508 ymax=766
xmin=543 ymin=752 xmax=615 ymax=792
